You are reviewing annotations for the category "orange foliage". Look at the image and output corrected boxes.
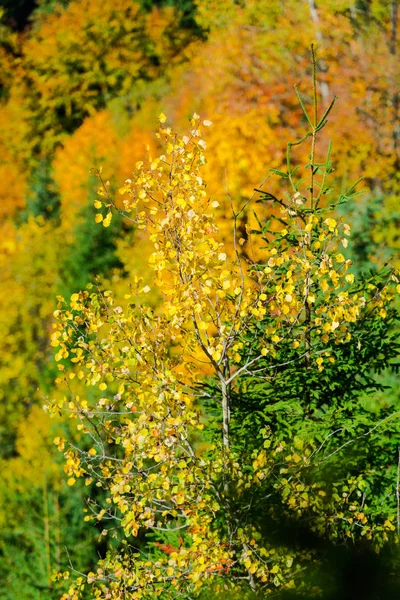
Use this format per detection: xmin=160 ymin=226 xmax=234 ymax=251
xmin=54 ymin=108 xmax=159 ymax=243
xmin=0 ymin=84 xmax=33 ymax=216
xmin=53 ymin=110 xmax=120 ymax=235
xmin=164 ymin=0 xmax=398 ymax=203
xmin=0 ymin=148 xmax=26 ymax=217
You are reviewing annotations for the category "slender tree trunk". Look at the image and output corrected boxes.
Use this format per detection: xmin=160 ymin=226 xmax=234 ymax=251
xmin=307 ymin=0 xmax=330 ymax=103
xmin=220 ymin=378 xmax=230 ymax=450
xmin=349 ymin=1 xmax=357 ymax=22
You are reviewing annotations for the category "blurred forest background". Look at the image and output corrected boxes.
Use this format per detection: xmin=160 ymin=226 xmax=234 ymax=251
xmin=0 ymin=0 xmax=399 ymax=598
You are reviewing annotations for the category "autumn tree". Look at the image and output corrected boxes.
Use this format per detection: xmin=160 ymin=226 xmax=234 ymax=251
xmin=50 ymin=68 xmax=400 ymax=599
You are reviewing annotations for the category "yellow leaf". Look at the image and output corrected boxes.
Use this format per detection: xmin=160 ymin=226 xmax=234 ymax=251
xmin=271 ymin=565 xmax=280 ymax=574
xmin=325 ymin=218 xmax=337 ymax=230
xmin=103 ymin=212 xmax=112 ymax=228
